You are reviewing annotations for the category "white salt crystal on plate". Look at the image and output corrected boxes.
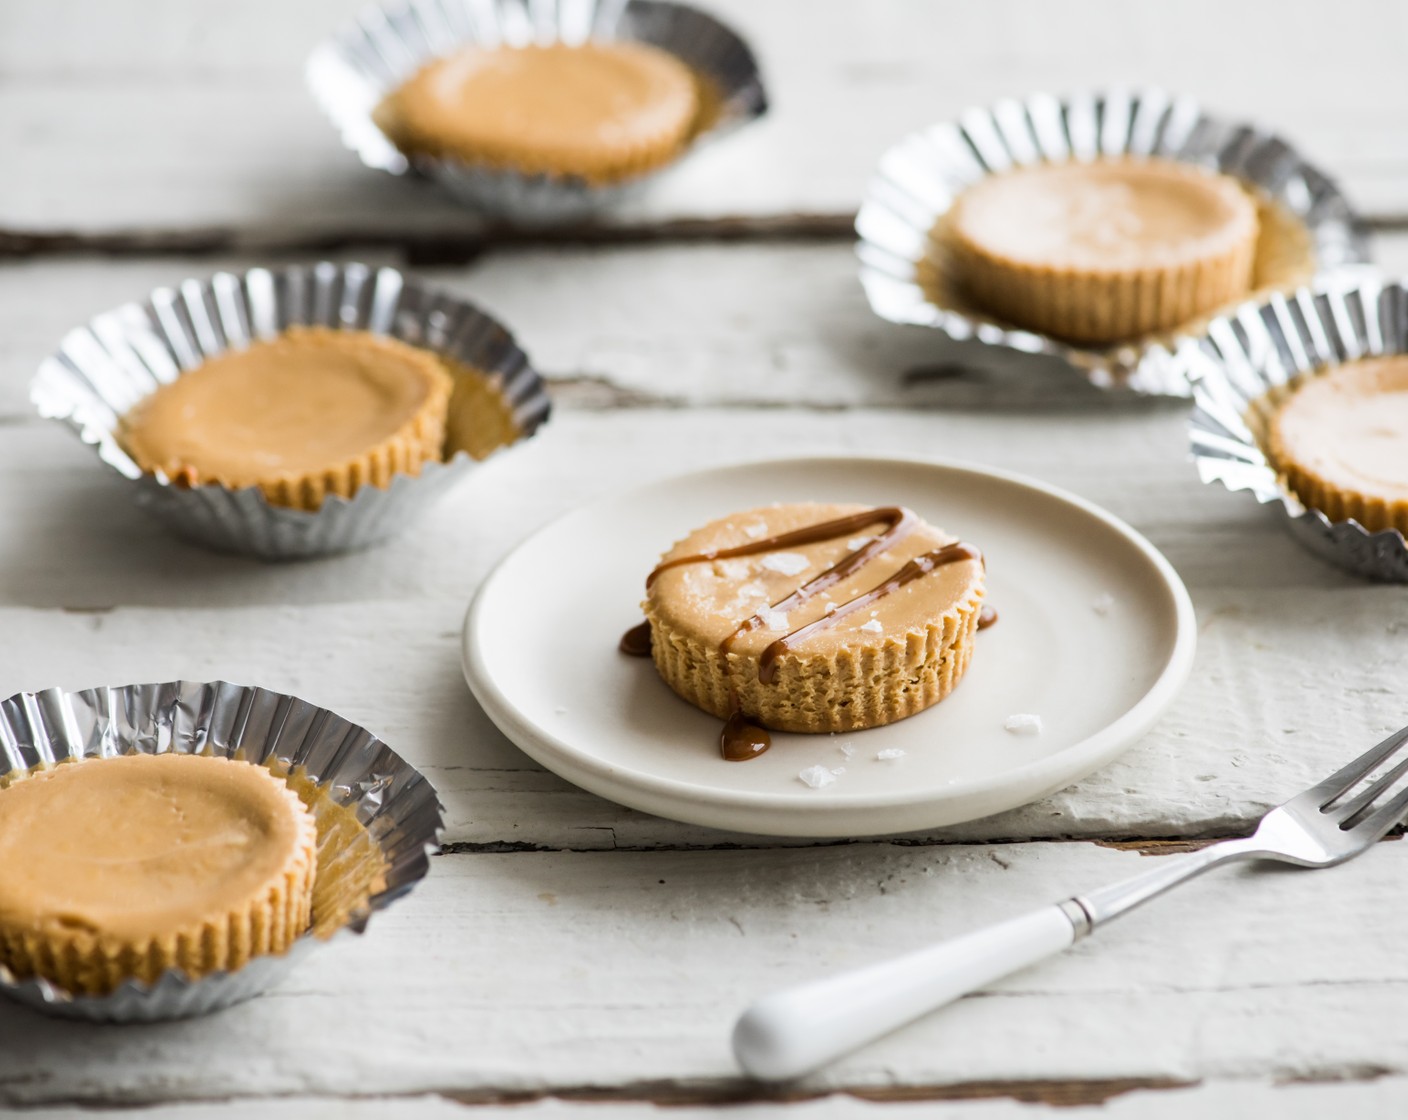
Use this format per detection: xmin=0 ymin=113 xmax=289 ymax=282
xmin=876 ymin=748 xmax=906 ymax=761
xmin=761 ymin=552 xmax=809 ymax=576
xmin=1092 ymin=592 xmax=1114 ymax=615
xmin=798 ymin=765 xmax=836 ymax=789
xmin=839 ymin=744 xmax=855 ymax=759
xmin=859 ymin=619 xmax=884 ymax=633
xmin=1004 ymin=714 xmax=1043 ymax=735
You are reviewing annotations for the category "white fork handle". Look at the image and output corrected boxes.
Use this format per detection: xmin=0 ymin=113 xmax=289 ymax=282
xmin=732 ymin=905 xmax=1077 ymax=1081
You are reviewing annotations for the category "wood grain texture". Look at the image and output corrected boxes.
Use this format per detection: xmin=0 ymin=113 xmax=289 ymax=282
xmin=3 ymin=840 xmax=1408 ymax=1107
xmin=5 ymin=232 xmax=1408 ymax=422
xmin=6 ymin=388 xmax=1407 ymax=848
xmin=6 ymin=6 xmax=1408 ymax=1106
xmin=21 ymin=1077 xmax=1408 ymax=1118
xmin=3 ymin=0 xmax=1407 ymax=239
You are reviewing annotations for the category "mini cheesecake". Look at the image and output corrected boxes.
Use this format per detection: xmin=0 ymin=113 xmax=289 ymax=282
xmin=642 ymin=503 xmax=985 ymax=737
xmin=948 ymin=157 xmax=1259 ymax=343
xmin=119 ymin=327 xmax=453 ymax=510
xmin=1268 ymin=355 xmax=1408 ymax=534
xmin=376 ymin=41 xmax=700 ymax=183
xmin=0 ymin=753 xmax=317 ymax=995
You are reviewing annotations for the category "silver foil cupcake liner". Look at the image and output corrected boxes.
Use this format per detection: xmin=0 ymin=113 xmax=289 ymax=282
xmin=0 ymin=679 xmax=444 ymax=1022
xmin=855 ymin=87 xmax=1372 ymax=396
xmin=1186 ymin=276 xmax=1408 ymax=581
xmin=31 ymin=261 xmax=551 ymax=560
xmin=306 ymin=0 xmax=767 ymax=225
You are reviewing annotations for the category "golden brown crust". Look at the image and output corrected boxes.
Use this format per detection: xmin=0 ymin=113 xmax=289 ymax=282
xmin=646 ymin=587 xmax=983 ymax=734
xmin=376 ymin=42 xmax=701 ymax=184
xmin=642 ymin=503 xmax=985 ymax=734
xmin=947 ymin=158 xmax=1259 ymax=344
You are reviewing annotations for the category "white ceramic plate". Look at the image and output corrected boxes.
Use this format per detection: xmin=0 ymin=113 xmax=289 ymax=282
xmin=462 ymin=456 xmax=1195 ymax=837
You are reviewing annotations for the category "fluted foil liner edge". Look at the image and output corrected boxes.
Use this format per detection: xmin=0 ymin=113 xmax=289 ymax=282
xmin=1185 ymin=276 xmax=1408 ymax=581
xmin=0 ymin=679 xmax=444 ymax=1021
xmin=31 ymin=261 xmax=551 ymax=560
xmin=855 ymin=87 xmax=1373 ymax=396
xmin=306 ymin=0 xmax=768 ymax=225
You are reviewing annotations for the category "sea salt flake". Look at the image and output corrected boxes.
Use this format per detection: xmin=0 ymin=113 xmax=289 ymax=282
xmin=1004 ymin=714 xmax=1044 ymax=736
xmin=715 ymin=559 xmax=751 ymax=581
xmin=847 ymin=536 xmax=872 ymax=550
xmin=761 ymin=552 xmax=809 ymax=576
xmin=876 ymin=748 xmax=906 ymax=761
xmin=1092 ymin=592 xmax=1114 ymax=616
xmin=839 ymin=744 xmax=856 ymax=759
xmin=824 ymin=602 xmax=839 ymax=614
xmin=758 ymin=608 xmax=790 ymax=632
xmin=831 ymin=767 xmax=846 ymax=776
xmin=743 ymin=522 xmax=768 ymax=539
xmin=859 ymin=619 xmax=884 ymax=633
xmin=798 ymin=765 xmax=837 ymax=789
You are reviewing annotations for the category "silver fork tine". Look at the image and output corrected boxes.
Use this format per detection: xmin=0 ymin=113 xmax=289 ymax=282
xmin=1348 ymin=783 xmax=1408 ymax=842
xmin=1307 ymin=724 xmax=1408 ymax=807
xmin=1331 ymin=752 xmax=1408 ymax=825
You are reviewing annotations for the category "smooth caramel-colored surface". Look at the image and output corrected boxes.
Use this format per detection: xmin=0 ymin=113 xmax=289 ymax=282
xmin=119 ymin=327 xmax=451 ymax=489
xmin=648 ymin=503 xmax=983 ymax=658
xmin=951 ymin=158 xmax=1258 ymax=272
xmin=1270 ymin=356 xmax=1408 ymax=524
xmin=379 ymin=42 xmax=699 ymax=182
xmin=0 ymin=753 xmax=312 ymax=940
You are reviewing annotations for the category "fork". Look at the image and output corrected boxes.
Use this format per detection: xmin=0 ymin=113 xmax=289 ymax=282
xmin=732 ymin=724 xmax=1408 ymax=1082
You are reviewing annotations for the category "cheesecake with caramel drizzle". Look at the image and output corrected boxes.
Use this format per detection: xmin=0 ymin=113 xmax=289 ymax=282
xmin=622 ymin=503 xmax=986 ymax=760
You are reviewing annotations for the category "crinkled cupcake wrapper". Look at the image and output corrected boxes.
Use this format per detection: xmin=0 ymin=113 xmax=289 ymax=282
xmin=1186 ymin=276 xmax=1408 ymax=581
xmin=0 ymin=680 xmax=444 ymax=1021
xmin=855 ymin=87 xmax=1372 ymax=396
xmin=31 ymin=261 xmax=551 ymax=560
xmin=307 ymin=0 xmax=768 ymax=225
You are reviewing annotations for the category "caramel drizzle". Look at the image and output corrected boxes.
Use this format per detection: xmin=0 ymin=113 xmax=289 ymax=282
xmin=756 ymin=542 xmax=981 ymax=684
xmin=649 ymin=506 xmax=917 ymax=664
xmin=639 ymin=507 xmax=982 ymax=759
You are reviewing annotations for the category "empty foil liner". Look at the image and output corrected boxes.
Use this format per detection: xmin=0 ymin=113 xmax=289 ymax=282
xmin=855 ymin=87 xmax=1372 ymax=396
xmin=0 ymin=680 xmax=444 ymax=1021
xmin=307 ymin=0 xmax=768 ymax=224
xmin=1185 ymin=276 xmax=1408 ymax=581
xmin=31 ymin=261 xmax=551 ymax=560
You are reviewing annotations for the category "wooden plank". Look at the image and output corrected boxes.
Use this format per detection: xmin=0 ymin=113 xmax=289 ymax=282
xmin=6 ymin=232 xmax=1408 ymax=421
xmin=23 ymin=1077 xmax=1408 ymax=1118
xmin=3 ymin=396 xmax=1405 ymax=847
xmin=3 ymin=840 xmax=1408 ymax=1107
xmin=3 ymin=0 xmax=1408 ymax=238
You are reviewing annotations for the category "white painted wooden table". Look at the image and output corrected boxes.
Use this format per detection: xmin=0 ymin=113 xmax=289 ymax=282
xmin=5 ymin=2 xmax=1408 ymax=1116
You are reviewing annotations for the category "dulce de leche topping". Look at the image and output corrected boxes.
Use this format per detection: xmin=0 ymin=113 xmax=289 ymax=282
xmin=1271 ymin=356 xmax=1408 ymax=508
xmin=952 ymin=158 xmax=1258 ymax=272
xmin=380 ymin=42 xmax=699 ymax=182
xmin=638 ymin=503 xmax=986 ymax=756
xmin=0 ymin=753 xmax=314 ymax=941
xmin=119 ymin=327 xmax=451 ymax=490
xmin=647 ymin=503 xmax=982 ymax=664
